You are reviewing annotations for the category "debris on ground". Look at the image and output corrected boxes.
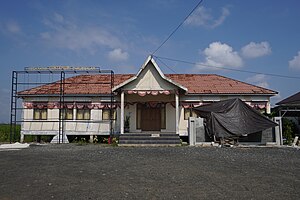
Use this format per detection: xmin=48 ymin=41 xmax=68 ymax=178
xmin=0 ymin=142 xmax=30 ymax=150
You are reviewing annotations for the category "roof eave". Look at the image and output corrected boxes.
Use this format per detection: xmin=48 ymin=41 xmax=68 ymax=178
xmin=18 ymin=94 xmax=112 ymax=98
xmin=186 ymin=93 xmax=277 ymax=96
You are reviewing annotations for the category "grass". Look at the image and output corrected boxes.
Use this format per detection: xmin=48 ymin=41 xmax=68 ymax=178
xmin=0 ymin=124 xmax=53 ymax=143
xmin=0 ymin=124 xmax=20 ymax=143
xmin=0 ymin=124 xmax=116 ymax=144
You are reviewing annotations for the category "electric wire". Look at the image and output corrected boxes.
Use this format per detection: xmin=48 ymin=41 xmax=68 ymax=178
xmin=153 ymin=55 xmax=300 ymax=80
xmin=155 ymin=57 xmax=178 ymax=74
xmin=151 ymin=0 xmax=204 ymax=55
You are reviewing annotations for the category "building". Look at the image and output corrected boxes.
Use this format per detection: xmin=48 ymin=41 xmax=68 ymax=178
xmin=276 ymin=91 xmax=300 ymax=137
xmin=18 ymin=56 xmax=277 ymax=143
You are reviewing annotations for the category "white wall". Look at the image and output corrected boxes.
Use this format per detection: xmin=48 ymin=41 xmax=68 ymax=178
xmin=21 ymin=92 xmax=273 ymax=136
xmin=165 ymin=104 xmax=176 ymax=132
xmin=22 ymin=106 xmax=114 ymax=136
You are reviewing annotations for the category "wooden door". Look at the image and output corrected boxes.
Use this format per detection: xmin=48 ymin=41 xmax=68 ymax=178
xmin=141 ymin=107 xmax=161 ymax=131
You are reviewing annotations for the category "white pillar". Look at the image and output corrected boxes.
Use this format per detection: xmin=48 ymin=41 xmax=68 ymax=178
xmin=120 ymin=91 xmax=124 ymax=134
xmin=175 ymin=92 xmax=179 ymax=135
xmin=274 ymin=117 xmax=283 ymax=145
xmin=89 ymin=135 xmax=94 ymax=143
xmin=266 ymin=101 xmax=271 ymax=114
xmin=20 ymin=133 xmax=24 ymax=143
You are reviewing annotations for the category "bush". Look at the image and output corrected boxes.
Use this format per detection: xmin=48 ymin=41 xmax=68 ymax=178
xmin=282 ymin=118 xmax=297 ymax=145
xmin=0 ymin=124 xmax=20 ymax=142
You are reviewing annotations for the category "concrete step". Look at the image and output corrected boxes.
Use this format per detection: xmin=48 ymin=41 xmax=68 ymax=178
xmin=122 ymin=133 xmax=178 ymax=137
xmin=119 ymin=136 xmax=180 ymax=140
xmin=118 ymin=133 xmax=181 ymax=146
xmin=119 ymin=140 xmax=181 ymax=144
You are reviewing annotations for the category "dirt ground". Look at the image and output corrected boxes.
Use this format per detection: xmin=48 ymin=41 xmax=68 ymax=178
xmin=0 ymin=144 xmax=299 ymax=200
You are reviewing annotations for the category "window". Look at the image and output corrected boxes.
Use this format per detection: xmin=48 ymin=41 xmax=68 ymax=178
xmin=184 ymin=108 xmax=198 ymax=120
xmin=76 ymin=109 xmax=90 ymax=120
xmin=102 ymin=109 xmax=116 ymax=120
xmin=33 ymin=109 xmax=47 ymax=120
xmin=61 ymin=109 xmax=73 ymax=120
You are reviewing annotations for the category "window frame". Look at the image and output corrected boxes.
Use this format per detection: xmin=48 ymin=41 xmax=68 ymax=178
xmin=184 ymin=108 xmax=198 ymax=120
xmin=61 ymin=109 xmax=74 ymax=120
xmin=76 ymin=108 xmax=91 ymax=120
xmin=102 ymin=108 xmax=117 ymax=120
xmin=33 ymin=108 xmax=47 ymax=120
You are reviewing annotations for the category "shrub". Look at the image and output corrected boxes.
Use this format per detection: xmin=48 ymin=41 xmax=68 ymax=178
xmin=0 ymin=124 xmax=20 ymax=142
xmin=282 ymin=118 xmax=297 ymax=145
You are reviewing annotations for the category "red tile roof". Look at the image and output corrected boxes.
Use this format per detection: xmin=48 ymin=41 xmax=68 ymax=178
xmin=18 ymin=74 xmax=276 ymax=96
xmin=166 ymin=74 xmax=276 ymax=94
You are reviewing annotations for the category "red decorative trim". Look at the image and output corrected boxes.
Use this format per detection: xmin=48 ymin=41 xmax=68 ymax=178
xmin=125 ymin=90 xmax=172 ymax=96
xmin=23 ymin=102 xmax=33 ymax=109
xmin=245 ymin=101 xmax=267 ymax=109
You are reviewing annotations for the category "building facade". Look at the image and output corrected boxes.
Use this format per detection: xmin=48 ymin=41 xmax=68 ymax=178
xmin=18 ymin=56 xmax=277 ymax=143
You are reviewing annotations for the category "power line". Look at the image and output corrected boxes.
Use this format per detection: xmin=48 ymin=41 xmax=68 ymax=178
xmin=155 ymin=57 xmax=178 ymax=74
xmin=153 ymin=55 xmax=300 ymax=80
xmin=151 ymin=0 xmax=204 ymax=55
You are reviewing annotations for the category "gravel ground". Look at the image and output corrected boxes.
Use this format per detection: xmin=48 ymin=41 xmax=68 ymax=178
xmin=0 ymin=144 xmax=299 ymax=200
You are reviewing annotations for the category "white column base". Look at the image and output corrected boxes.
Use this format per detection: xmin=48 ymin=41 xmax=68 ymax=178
xmin=89 ymin=135 xmax=94 ymax=143
xmin=20 ymin=133 xmax=24 ymax=143
xmin=50 ymin=134 xmax=69 ymax=144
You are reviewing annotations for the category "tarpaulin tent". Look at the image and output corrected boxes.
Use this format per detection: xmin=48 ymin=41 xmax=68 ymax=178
xmin=193 ymin=98 xmax=277 ymax=139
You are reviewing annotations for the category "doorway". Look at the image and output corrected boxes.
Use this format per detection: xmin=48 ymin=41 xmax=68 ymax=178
xmin=137 ymin=103 xmax=165 ymax=131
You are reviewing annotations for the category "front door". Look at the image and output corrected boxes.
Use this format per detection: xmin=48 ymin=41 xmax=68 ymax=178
xmin=141 ymin=106 xmax=161 ymax=131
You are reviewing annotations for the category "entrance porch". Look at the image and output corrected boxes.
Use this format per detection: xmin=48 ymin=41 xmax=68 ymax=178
xmin=119 ymin=91 xmax=180 ymax=135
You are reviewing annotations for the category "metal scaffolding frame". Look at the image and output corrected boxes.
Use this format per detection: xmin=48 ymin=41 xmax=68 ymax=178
xmin=10 ymin=69 xmax=115 ymax=144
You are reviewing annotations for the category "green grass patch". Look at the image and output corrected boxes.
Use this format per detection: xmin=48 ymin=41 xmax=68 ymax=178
xmin=0 ymin=124 xmax=20 ymax=142
xmin=0 ymin=124 xmax=53 ymax=143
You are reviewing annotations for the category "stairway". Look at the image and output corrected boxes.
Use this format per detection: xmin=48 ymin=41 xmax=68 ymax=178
xmin=118 ymin=132 xmax=181 ymax=146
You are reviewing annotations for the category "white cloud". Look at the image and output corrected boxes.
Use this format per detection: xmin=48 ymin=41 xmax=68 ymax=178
xmin=241 ymin=41 xmax=271 ymax=58
xmin=108 ymin=48 xmax=129 ymax=61
xmin=185 ymin=6 xmax=230 ymax=28
xmin=40 ymin=13 xmax=126 ymax=54
xmin=6 ymin=21 xmax=21 ymax=34
xmin=0 ymin=20 xmax=21 ymax=35
xmin=53 ymin=12 xmax=64 ymax=23
xmin=198 ymin=42 xmax=243 ymax=70
xmin=246 ymin=74 xmax=269 ymax=88
xmin=211 ymin=7 xmax=230 ymax=28
xmin=289 ymin=51 xmax=300 ymax=70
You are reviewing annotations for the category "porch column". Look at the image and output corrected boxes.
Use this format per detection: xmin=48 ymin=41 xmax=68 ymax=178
xmin=266 ymin=101 xmax=271 ymax=114
xmin=175 ymin=92 xmax=179 ymax=135
xmin=120 ymin=91 xmax=124 ymax=134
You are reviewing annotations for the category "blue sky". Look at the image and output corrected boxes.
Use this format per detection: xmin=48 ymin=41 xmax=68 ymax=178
xmin=1 ymin=0 xmax=300 ymax=122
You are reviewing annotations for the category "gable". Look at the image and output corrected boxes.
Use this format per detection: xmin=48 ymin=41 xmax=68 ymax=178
xmin=112 ymin=56 xmax=187 ymax=92
xmin=123 ymin=61 xmax=178 ymax=91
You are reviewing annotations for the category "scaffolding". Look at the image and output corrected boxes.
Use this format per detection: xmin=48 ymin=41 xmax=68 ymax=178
xmin=10 ymin=68 xmax=114 ymax=144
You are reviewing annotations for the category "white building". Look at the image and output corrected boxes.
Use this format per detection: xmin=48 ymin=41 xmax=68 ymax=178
xmin=18 ymin=56 xmax=277 ymax=143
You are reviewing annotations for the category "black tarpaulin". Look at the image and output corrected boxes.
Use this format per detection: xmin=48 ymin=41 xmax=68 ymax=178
xmin=193 ymin=98 xmax=277 ymax=139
